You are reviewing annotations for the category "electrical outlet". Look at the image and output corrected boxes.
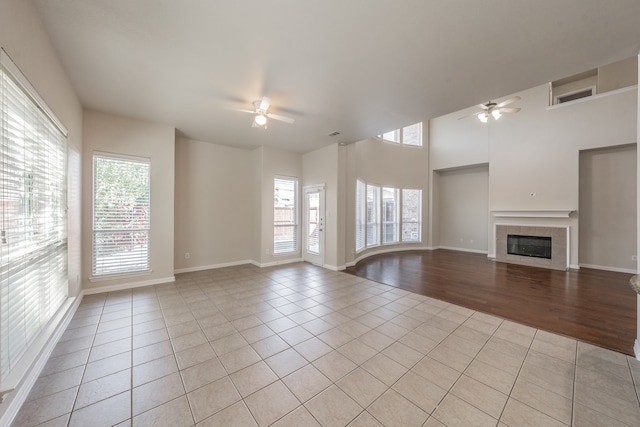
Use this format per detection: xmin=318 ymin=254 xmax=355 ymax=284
xmin=184 ymin=252 xmax=190 ymax=259
xmin=632 ymin=255 xmax=637 ymax=261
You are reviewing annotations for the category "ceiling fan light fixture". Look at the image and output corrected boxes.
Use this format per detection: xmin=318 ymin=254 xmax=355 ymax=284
xmin=491 ymin=110 xmax=502 ymax=120
xmin=255 ymin=114 xmax=267 ymax=126
xmin=478 ymin=112 xmax=489 ymax=123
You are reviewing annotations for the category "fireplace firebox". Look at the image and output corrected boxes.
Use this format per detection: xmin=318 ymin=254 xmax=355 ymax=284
xmin=507 ymin=235 xmax=552 ymax=259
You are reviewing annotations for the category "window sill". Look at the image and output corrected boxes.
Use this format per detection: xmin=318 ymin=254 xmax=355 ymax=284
xmin=89 ymin=270 xmax=152 ymax=283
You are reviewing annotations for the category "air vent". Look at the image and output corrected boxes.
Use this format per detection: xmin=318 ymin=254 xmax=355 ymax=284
xmin=327 ymin=131 xmax=341 ymax=137
xmin=557 ymin=88 xmax=593 ymax=104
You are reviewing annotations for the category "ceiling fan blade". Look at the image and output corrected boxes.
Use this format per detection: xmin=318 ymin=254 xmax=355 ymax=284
xmin=477 ymin=103 xmax=490 ymax=110
xmin=267 ymin=113 xmax=295 ymax=124
xmin=224 ymin=106 xmax=256 ymax=114
xmin=458 ymin=111 xmax=480 ymax=120
xmin=499 ymin=107 xmax=521 ymax=113
xmin=496 ymin=96 xmax=521 ymax=108
xmin=259 ymin=96 xmax=271 ymax=112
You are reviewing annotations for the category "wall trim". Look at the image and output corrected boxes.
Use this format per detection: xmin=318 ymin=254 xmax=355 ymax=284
xmin=174 ymin=260 xmax=253 ymax=274
xmin=323 ymin=264 xmax=346 ymax=271
xmin=351 ymin=246 xmax=431 ymax=266
xmin=1 ymin=295 xmax=81 ymax=427
xmin=83 ymin=276 xmax=176 ymax=295
xmin=578 ymin=263 xmax=636 ymax=274
xmin=635 ymin=339 xmax=640 ymax=361
xmin=438 ymin=246 xmax=489 ymax=255
xmin=251 ymin=258 xmax=303 ymax=268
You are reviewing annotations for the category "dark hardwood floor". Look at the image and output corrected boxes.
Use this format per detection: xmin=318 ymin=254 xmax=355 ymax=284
xmin=345 ymin=249 xmax=638 ymax=356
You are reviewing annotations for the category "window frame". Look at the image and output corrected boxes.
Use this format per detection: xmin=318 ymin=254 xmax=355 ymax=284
xmin=382 ymin=187 xmax=400 ymax=244
xmin=273 ymin=175 xmax=299 ymax=255
xmin=91 ymin=152 xmax=151 ymax=278
xmin=377 ymin=122 xmax=423 ymax=147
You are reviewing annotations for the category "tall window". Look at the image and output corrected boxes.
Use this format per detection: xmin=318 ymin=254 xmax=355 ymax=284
xmin=355 ymin=179 xmax=366 ymax=251
xmin=382 ymin=187 xmax=399 ymax=244
xmin=93 ymin=154 xmax=150 ymax=276
xmin=366 ymin=184 xmax=380 ymax=247
xmin=274 ymin=176 xmax=298 ymax=254
xmin=402 ymin=189 xmax=422 ymax=242
xmin=355 ymin=180 xmax=422 ymax=251
xmin=378 ymin=122 xmax=423 ymax=147
xmin=1 ymin=51 xmax=68 ymax=384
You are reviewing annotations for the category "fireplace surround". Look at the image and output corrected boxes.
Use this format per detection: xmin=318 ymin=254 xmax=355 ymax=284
xmin=496 ymin=225 xmax=568 ymax=270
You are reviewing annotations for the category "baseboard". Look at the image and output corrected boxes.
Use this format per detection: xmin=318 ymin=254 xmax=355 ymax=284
xmin=635 ymin=339 xmax=640 ymax=361
xmin=438 ymin=246 xmax=489 ymax=255
xmin=174 ymin=260 xmax=253 ymax=274
xmin=252 ymin=258 xmax=303 ymax=268
xmin=351 ymin=246 xmax=430 ymax=266
xmin=487 ymin=253 xmax=496 ymax=259
xmin=0 ymin=295 xmax=81 ymax=427
xmin=83 ymin=276 xmax=175 ymax=295
xmin=323 ymin=264 xmax=346 ymax=271
xmin=579 ymin=263 xmax=635 ymax=274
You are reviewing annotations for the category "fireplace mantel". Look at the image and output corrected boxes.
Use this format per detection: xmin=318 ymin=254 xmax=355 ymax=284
xmin=491 ymin=209 xmax=574 ymax=218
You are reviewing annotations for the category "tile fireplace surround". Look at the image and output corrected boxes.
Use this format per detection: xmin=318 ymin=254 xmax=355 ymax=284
xmin=496 ymin=225 xmax=569 ymax=270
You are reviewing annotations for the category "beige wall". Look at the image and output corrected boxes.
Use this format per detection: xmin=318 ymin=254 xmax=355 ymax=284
xmin=579 ymin=144 xmax=637 ymax=271
xmin=430 ymin=82 xmax=638 ymax=268
xmin=345 ymin=135 xmax=430 ymax=264
xmin=598 ymin=57 xmax=638 ymax=93
xmin=434 ymin=165 xmax=489 ymax=252
xmin=174 ymin=138 xmax=254 ymax=271
xmin=255 ymin=146 xmax=303 ymax=265
xmin=302 ymin=143 xmax=344 ymax=268
xmin=0 ymin=0 xmax=83 ymax=297
xmin=82 ymin=110 xmax=175 ymax=290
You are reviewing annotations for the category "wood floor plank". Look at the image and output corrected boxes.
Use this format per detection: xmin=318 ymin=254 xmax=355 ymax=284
xmin=345 ymin=249 xmax=637 ymax=355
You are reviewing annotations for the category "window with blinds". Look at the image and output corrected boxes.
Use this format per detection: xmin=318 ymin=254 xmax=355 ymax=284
xmin=355 ymin=179 xmax=366 ymax=251
xmin=366 ymin=184 xmax=380 ymax=247
xmin=0 ymin=50 xmax=68 ymax=385
xmin=274 ymin=176 xmax=298 ymax=254
xmin=382 ymin=187 xmax=399 ymax=244
xmin=92 ymin=155 xmax=150 ymax=276
xmin=402 ymin=189 xmax=422 ymax=242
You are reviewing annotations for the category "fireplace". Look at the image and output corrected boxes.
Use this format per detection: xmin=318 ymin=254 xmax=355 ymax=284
xmin=507 ymin=235 xmax=552 ymax=259
xmin=495 ymin=225 xmax=569 ymax=270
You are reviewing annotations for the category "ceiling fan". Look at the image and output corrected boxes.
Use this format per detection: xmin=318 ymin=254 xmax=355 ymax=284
xmin=460 ymin=96 xmax=521 ymax=122
xmin=225 ymin=96 xmax=295 ymax=128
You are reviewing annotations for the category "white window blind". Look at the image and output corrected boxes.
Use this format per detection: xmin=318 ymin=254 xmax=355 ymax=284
xmin=92 ymin=155 xmax=150 ymax=276
xmin=274 ymin=176 xmax=298 ymax=254
xmin=355 ymin=179 xmax=366 ymax=252
xmin=402 ymin=189 xmax=422 ymax=242
xmin=366 ymin=184 xmax=380 ymax=247
xmin=1 ymin=51 xmax=68 ymax=386
xmin=382 ymin=187 xmax=399 ymax=244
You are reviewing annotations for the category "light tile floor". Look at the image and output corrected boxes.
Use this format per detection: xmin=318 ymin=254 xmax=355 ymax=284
xmin=12 ymin=263 xmax=640 ymax=427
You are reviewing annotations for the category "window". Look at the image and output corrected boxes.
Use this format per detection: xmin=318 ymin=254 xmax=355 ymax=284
xmin=355 ymin=180 xmax=422 ymax=251
xmin=92 ymin=154 xmax=150 ymax=276
xmin=402 ymin=189 xmax=422 ymax=242
xmin=382 ymin=187 xmax=399 ymax=244
xmin=1 ymin=50 xmax=68 ymax=385
xmin=378 ymin=122 xmax=423 ymax=147
xmin=355 ymin=179 xmax=366 ymax=251
xmin=366 ymin=184 xmax=380 ymax=247
xmin=274 ymin=176 xmax=298 ymax=254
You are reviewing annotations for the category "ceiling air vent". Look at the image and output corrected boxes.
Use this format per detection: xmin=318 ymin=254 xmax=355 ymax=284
xmin=327 ymin=131 xmax=341 ymax=137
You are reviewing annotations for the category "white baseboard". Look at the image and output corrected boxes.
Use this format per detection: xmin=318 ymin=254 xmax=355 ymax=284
xmin=635 ymin=339 xmax=640 ymax=361
xmin=83 ymin=276 xmax=176 ymax=295
xmin=438 ymin=246 xmax=489 ymax=255
xmin=174 ymin=260 xmax=253 ymax=274
xmin=579 ymin=263 xmax=635 ymax=274
xmin=351 ymin=246 xmax=430 ymax=266
xmin=0 ymin=295 xmax=81 ymax=427
xmin=252 ymin=258 xmax=303 ymax=268
xmin=323 ymin=264 xmax=346 ymax=271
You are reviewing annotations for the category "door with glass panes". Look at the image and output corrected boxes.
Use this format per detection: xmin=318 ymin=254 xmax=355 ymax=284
xmin=303 ymin=186 xmax=325 ymax=266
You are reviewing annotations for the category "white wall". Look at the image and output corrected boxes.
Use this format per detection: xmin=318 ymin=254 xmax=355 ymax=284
xmin=579 ymin=144 xmax=637 ymax=271
xmin=82 ymin=110 xmax=175 ymax=291
xmin=430 ymin=83 xmax=638 ymax=267
xmin=435 ymin=165 xmax=489 ymax=253
xmin=345 ymin=135 xmax=429 ymax=264
xmin=174 ymin=138 xmax=254 ymax=271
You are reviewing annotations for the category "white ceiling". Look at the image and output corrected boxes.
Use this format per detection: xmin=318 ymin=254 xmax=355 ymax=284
xmin=33 ymin=0 xmax=640 ymax=153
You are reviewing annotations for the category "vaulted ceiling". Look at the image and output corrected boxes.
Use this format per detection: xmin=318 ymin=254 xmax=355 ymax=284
xmin=33 ymin=0 xmax=640 ymax=153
